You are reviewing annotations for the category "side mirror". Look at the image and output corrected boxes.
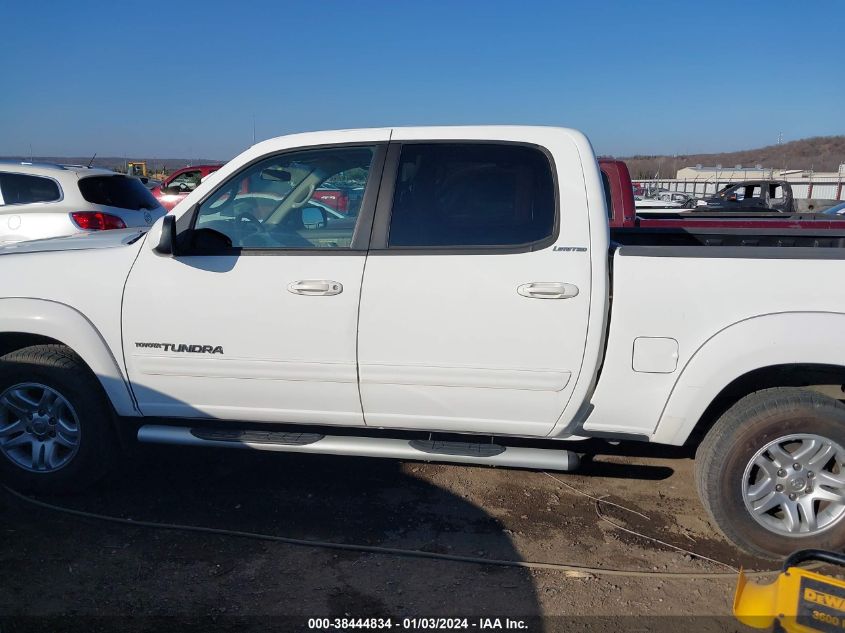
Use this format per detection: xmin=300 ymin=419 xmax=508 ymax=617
xmin=301 ymin=206 xmax=328 ymax=229
xmin=154 ymin=215 xmax=179 ymax=256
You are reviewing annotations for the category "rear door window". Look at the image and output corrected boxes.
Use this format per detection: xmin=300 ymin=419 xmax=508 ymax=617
xmin=78 ymin=175 xmax=160 ymax=210
xmin=0 ymin=173 xmax=62 ymax=205
xmin=387 ymin=143 xmax=556 ymax=248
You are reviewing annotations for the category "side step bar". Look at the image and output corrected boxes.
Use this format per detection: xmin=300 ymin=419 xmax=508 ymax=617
xmin=137 ymin=425 xmax=580 ymax=472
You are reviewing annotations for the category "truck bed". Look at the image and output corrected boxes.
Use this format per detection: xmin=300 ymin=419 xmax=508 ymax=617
xmin=585 ymin=243 xmax=845 ymax=442
xmin=610 ymin=225 xmax=845 ymax=248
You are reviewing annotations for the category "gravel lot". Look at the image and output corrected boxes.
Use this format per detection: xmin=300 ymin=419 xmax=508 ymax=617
xmin=0 ymin=441 xmax=769 ymax=631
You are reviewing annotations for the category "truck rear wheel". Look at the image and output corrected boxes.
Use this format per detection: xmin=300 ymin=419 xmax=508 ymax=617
xmin=696 ymin=387 xmax=845 ymax=559
xmin=0 ymin=344 xmax=118 ymax=493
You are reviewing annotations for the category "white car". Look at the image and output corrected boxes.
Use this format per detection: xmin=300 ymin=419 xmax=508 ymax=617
xmin=633 ymin=195 xmax=683 ymax=210
xmin=0 ymin=161 xmax=166 ymax=244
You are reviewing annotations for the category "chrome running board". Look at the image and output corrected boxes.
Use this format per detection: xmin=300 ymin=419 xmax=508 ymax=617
xmin=137 ymin=425 xmax=579 ymax=472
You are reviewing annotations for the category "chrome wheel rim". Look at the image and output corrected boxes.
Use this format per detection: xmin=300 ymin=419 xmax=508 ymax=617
xmin=742 ymin=433 xmax=845 ymax=536
xmin=0 ymin=383 xmax=81 ymax=473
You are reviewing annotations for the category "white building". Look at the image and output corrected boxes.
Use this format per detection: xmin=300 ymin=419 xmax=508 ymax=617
xmin=676 ymin=164 xmax=845 ymax=182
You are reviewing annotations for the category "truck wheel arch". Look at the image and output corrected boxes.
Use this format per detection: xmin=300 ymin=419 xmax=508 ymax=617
xmin=0 ymin=298 xmax=138 ymax=417
xmin=652 ymin=311 xmax=845 ymax=445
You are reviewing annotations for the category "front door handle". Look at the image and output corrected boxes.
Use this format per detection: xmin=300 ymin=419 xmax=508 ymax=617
xmin=287 ymin=280 xmax=343 ymax=296
xmin=517 ymin=282 xmax=579 ymax=300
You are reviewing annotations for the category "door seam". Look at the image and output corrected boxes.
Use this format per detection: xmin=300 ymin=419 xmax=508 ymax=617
xmin=356 ymin=129 xmax=393 ymax=425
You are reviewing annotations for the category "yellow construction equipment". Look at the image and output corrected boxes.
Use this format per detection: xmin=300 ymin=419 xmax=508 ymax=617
xmin=126 ymin=161 xmax=147 ymax=177
xmin=734 ymin=550 xmax=845 ymax=632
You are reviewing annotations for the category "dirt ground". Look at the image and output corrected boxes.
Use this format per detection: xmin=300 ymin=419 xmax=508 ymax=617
xmin=0 ymin=441 xmax=772 ymax=631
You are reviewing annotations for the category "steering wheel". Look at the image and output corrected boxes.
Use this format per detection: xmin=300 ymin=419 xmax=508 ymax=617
xmin=235 ymin=211 xmax=266 ymax=234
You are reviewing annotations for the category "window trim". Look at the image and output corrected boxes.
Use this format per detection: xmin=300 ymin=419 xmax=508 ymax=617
xmin=0 ymin=171 xmax=64 ymax=206
xmin=368 ymin=140 xmax=560 ymax=255
xmin=176 ymin=143 xmax=388 ymax=256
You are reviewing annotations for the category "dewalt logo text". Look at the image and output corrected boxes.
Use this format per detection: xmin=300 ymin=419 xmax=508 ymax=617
xmin=804 ymin=588 xmax=845 ymax=613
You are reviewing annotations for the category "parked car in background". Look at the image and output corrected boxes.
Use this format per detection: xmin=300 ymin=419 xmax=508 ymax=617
xmin=0 ymin=161 xmax=165 ymax=244
xmin=630 ymin=185 xmax=699 ymax=210
xmin=634 ymin=195 xmax=683 ymax=210
xmin=700 ymin=180 xmax=794 ymax=211
xmin=311 ymin=184 xmax=365 ymax=215
xmin=822 ymin=202 xmax=845 ymax=216
xmin=657 ymin=191 xmax=697 ymax=207
xmin=150 ymin=164 xmax=222 ymax=210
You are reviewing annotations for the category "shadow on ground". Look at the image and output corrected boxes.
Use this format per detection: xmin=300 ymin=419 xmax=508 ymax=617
xmin=0 ymin=446 xmax=545 ymax=631
xmin=0 ymin=441 xmax=770 ymax=632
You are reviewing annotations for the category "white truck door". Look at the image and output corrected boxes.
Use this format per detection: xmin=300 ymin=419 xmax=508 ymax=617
xmin=122 ymin=142 xmax=387 ymax=425
xmin=357 ymin=137 xmax=593 ymax=436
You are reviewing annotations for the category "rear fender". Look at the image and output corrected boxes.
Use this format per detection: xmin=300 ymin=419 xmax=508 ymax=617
xmin=652 ymin=312 xmax=845 ymax=445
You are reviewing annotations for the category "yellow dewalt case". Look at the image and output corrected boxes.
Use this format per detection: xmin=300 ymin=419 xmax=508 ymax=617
xmin=735 ymin=549 xmax=845 ymax=632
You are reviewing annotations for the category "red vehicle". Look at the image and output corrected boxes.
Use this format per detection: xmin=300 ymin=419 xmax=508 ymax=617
xmin=310 ymin=185 xmax=365 ymax=215
xmin=311 ymin=188 xmax=350 ymax=213
xmin=151 ymin=164 xmax=223 ymax=211
xmin=600 ymin=159 xmax=845 ymax=247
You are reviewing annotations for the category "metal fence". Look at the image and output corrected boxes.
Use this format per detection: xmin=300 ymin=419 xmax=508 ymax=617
xmin=634 ymin=178 xmax=845 ymax=201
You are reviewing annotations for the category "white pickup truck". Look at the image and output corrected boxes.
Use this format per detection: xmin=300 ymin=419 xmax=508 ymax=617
xmin=0 ymin=126 xmax=843 ymax=558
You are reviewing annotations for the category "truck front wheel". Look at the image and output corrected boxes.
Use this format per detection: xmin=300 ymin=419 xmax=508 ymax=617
xmin=695 ymin=387 xmax=845 ymax=559
xmin=0 ymin=344 xmax=118 ymax=493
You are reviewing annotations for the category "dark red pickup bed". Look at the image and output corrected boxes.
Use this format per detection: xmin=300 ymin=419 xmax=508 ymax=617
xmin=600 ymin=159 xmax=845 ymax=247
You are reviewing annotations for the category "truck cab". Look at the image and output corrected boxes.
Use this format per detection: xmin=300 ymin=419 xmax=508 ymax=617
xmin=127 ymin=127 xmax=607 ymax=436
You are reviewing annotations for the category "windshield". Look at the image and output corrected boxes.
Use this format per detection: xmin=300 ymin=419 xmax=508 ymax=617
xmin=78 ymin=175 xmax=160 ymax=210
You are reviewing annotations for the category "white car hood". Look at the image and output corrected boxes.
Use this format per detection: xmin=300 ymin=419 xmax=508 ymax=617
xmin=0 ymin=228 xmax=147 ymax=256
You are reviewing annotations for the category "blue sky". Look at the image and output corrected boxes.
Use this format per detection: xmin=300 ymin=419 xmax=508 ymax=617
xmin=1 ymin=0 xmax=843 ymax=159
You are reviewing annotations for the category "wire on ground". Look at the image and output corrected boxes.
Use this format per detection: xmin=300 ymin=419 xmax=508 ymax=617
xmin=3 ymin=484 xmax=774 ymax=579
xmin=542 ymin=471 xmax=739 ymax=573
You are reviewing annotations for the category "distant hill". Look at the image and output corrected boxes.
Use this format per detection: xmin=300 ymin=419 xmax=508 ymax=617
xmin=7 ymin=136 xmax=845 ymax=181
xmin=617 ymin=136 xmax=845 ymax=180
xmin=0 ymin=156 xmax=224 ymax=173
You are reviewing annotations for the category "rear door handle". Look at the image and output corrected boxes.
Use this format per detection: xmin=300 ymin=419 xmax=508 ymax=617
xmin=517 ymin=282 xmax=579 ymax=299
xmin=287 ymin=280 xmax=343 ymax=296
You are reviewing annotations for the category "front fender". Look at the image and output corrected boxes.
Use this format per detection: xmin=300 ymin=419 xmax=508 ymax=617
xmin=0 ymin=298 xmax=139 ymax=416
xmin=652 ymin=311 xmax=845 ymax=445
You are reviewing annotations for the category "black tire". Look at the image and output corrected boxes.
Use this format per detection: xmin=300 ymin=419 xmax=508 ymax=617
xmin=695 ymin=387 xmax=845 ymax=559
xmin=0 ymin=344 xmax=118 ymax=493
